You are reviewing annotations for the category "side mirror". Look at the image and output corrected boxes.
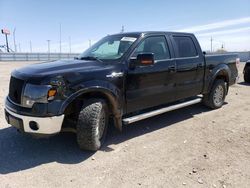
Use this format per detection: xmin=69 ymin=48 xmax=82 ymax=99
xmin=129 ymin=53 xmax=154 ymax=69
xmin=137 ymin=53 xmax=155 ymax=66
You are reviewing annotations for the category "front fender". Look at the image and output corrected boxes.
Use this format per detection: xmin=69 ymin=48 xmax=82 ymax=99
xmin=60 ymin=80 xmax=122 ymax=113
xmin=59 ymin=80 xmax=124 ymax=130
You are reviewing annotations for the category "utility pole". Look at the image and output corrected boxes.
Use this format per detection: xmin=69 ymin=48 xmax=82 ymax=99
xmin=30 ymin=41 xmax=32 ymax=53
xmin=210 ymin=36 xmax=213 ymax=53
xmin=89 ymin=39 xmax=92 ymax=47
xmin=47 ymin=40 xmax=51 ymax=53
xmin=59 ymin=23 xmax=62 ymax=54
xmin=69 ymin=36 xmax=71 ymax=54
xmin=5 ymin=34 xmax=9 ymax=52
xmin=221 ymin=41 xmax=225 ymax=50
xmin=121 ymin=25 xmax=125 ymax=33
xmin=13 ymin=28 xmax=17 ymax=52
xmin=18 ymin=43 xmax=21 ymax=52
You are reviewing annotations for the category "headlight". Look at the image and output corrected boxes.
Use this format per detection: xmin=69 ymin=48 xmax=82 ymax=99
xmin=22 ymin=84 xmax=56 ymax=108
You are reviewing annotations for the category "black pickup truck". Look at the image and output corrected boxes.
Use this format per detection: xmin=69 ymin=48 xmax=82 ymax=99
xmin=244 ymin=60 xmax=250 ymax=83
xmin=5 ymin=32 xmax=238 ymax=151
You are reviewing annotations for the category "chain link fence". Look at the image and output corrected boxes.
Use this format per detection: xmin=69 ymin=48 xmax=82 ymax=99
xmin=0 ymin=52 xmax=249 ymax=62
xmin=0 ymin=53 xmax=79 ymax=61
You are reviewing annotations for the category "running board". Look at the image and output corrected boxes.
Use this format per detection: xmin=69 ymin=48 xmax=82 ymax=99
xmin=122 ymin=97 xmax=202 ymax=125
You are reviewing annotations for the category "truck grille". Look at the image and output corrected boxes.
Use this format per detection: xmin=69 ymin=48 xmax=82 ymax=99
xmin=9 ymin=76 xmax=25 ymax=104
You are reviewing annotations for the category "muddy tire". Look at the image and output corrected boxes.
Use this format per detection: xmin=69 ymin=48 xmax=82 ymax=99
xmin=76 ymin=98 xmax=109 ymax=151
xmin=203 ymin=79 xmax=227 ymax=109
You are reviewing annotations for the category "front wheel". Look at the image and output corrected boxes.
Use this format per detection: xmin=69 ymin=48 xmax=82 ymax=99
xmin=76 ymin=98 xmax=109 ymax=151
xmin=203 ymin=79 xmax=227 ymax=109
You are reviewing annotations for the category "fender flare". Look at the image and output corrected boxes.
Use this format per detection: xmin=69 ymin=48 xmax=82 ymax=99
xmin=59 ymin=81 xmax=123 ymax=131
xmin=207 ymin=64 xmax=231 ymax=93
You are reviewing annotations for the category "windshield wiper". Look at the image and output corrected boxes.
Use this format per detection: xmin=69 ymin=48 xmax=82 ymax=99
xmin=79 ymin=56 xmax=103 ymax=63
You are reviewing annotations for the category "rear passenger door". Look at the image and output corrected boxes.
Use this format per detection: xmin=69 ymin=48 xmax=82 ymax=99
xmin=170 ymin=35 xmax=204 ymax=100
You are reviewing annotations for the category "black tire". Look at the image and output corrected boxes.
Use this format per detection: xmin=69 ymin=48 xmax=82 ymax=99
xmin=244 ymin=66 xmax=250 ymax=83
xmin=76 ymin=98 xmax=109 ymax=151
xmin=203 ymin=79 xmax=227 ymax=109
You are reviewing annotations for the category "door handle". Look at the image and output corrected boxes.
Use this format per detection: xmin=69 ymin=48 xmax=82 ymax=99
xmin=168 ymin=65 xmax=176 ymax=73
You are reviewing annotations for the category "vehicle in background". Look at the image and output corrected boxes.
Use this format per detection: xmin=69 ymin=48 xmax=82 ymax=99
xmin=243 ymin=60 xmax=250 ymax=83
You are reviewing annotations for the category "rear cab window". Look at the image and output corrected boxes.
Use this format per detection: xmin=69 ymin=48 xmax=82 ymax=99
xmin=172 ymin=36 xmax=198 ymax=58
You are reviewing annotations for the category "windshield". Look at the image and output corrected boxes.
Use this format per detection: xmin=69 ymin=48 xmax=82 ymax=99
xmin=79 ymin=35 xmax=138 ymax=61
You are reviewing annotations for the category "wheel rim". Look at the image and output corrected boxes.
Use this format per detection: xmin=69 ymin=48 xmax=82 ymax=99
xmin=213 ymin=85 xmax=224 ymax=106
xmin=98 ymin=110 xmax=106 ymax=139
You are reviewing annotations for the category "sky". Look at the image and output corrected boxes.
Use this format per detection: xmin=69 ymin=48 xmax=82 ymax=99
xmin=0 ymin=0 xmax=250 ymax=53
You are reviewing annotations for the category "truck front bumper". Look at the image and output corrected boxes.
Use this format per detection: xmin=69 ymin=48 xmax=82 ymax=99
xmin=5 ymin=107 xmax=64 ymax=135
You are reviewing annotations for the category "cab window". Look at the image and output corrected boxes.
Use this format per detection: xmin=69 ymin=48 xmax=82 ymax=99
xmin=132 ymin=36 xmax=171 ymax=61
xmin=173 ymin=36 xmax=198 ymax=58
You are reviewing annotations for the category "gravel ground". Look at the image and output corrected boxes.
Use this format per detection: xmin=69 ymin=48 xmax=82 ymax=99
xmin=0 ymin=61 xmax=250 ymax=188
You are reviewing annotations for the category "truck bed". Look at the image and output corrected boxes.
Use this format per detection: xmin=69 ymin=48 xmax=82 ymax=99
xmin=205 ymin=53 xmax=238 ymax=85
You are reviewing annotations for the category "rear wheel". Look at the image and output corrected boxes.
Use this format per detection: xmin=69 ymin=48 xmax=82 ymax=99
xmin=244 ymin=66 xmax=250 ymax=83
xmin=203 ymin=79 xmax=227 ymax=109
xmin=76 ymin=98 xmax=109 ymax=151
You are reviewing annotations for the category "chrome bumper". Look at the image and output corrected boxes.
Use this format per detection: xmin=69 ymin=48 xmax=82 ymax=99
xmin=5 ymin=108 xmax=64 ymax=135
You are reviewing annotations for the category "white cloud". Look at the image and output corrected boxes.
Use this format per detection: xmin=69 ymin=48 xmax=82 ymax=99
xmin=197 ymin=27 xmax=250 ymax=37
xmin=176 ymin=17 xmax=250 ymax=51
xmin=197 ymin=33 xmax=250 ymax=51
xmin=13 ymin=17 xmax=250 ymax=53
xmin=178 ymin=17 xmax=250 ymax=33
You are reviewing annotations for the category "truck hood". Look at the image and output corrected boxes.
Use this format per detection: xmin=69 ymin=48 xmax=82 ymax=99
xmin=15 ymin=59 xmax=111 ymax=77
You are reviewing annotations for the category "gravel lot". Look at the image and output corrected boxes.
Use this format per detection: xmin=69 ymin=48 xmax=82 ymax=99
xmin=0 ymin=61 xmax=250 ymax=188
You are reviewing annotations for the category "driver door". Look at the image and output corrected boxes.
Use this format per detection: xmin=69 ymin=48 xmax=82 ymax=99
xmin=126 ymin=35 xmax=177 ymax=113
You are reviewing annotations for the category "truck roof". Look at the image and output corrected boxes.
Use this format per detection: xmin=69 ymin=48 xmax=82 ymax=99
xmin=111 ymin=31 xmax=194 ymax=36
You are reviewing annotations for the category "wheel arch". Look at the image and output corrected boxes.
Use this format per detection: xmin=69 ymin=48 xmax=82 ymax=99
xmin=207 ymin=64 xmax=231 ymax=94
xmin=60 ymin=86 xmax=123 ymax=131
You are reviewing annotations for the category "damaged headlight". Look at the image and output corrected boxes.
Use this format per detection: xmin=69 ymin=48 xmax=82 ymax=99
xmin=22 ymin=84 xmax=57 ymax=108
